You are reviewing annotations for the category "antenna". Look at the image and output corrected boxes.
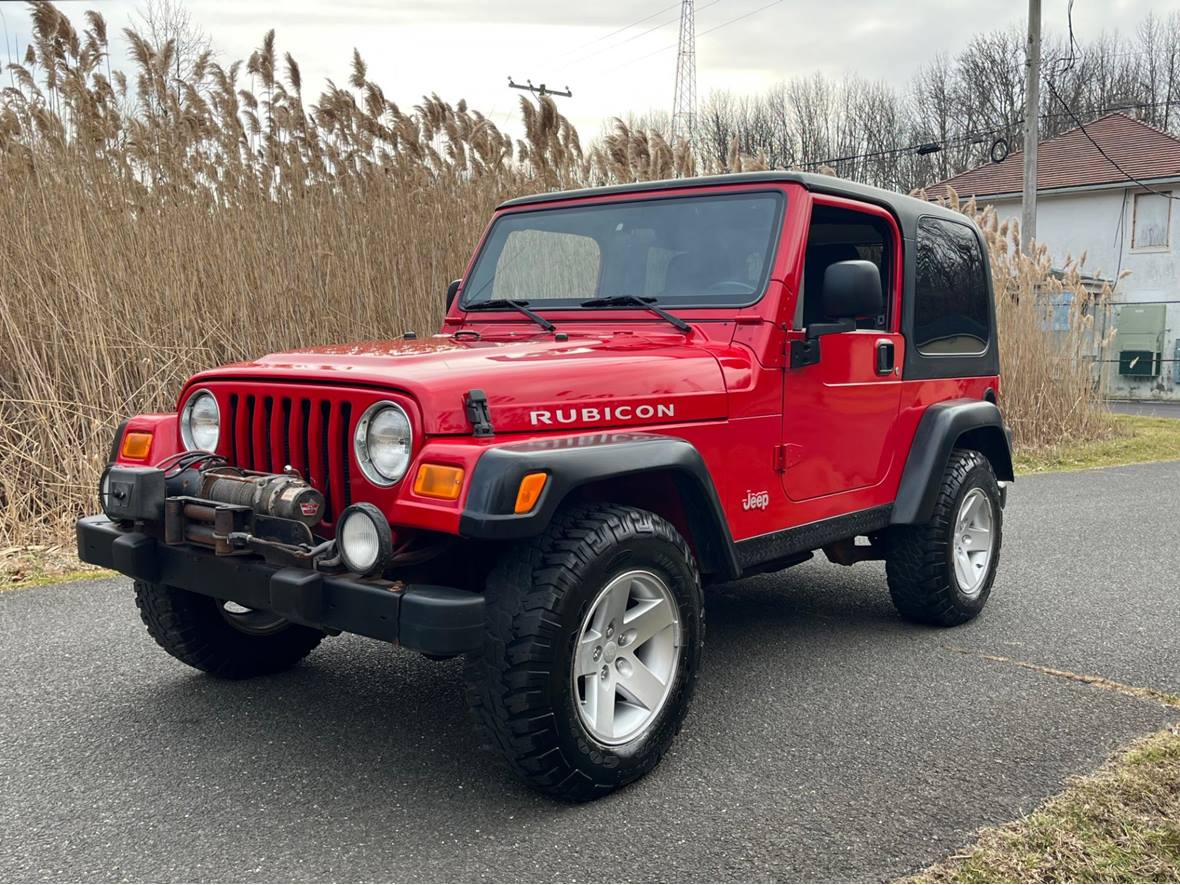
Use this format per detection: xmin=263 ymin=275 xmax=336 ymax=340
xmin=507 ymin=77 xmax=573 ymax=98
xmin=671 ymin=0 xmax=697 ymax=144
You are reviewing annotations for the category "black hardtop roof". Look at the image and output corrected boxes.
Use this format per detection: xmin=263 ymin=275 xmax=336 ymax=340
xmin=497 ymin=171 xmax=971 ymax=235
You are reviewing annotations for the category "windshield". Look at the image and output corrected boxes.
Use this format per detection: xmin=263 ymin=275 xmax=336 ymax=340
xmin=460 ymin=191 xmax=785 ymax=309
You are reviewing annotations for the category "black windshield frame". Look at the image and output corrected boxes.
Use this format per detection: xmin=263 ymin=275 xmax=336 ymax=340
xmin=459 ymin=190 xmax=786 ymax=311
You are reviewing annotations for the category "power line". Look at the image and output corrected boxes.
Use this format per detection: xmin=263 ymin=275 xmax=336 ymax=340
xmin=697 ymin=0 xmax=782 ymax=39
xmin=561 ymin=5 xmax=689 ymax=70
xmin=786 ymin=99 xmax=1180 ymax=172
xmin=1044 ymin=0 xmax=1180 ymax=201
xmin=554 ymin=1 xmax=681 ymax=61
xmin=610 ymin=0 xmax=777 ymax=71
xmin=562 ymin=0 xmax=725 ymax=72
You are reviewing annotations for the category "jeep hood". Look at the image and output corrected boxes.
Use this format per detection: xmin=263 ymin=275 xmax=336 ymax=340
xmin=187 ymin=331 xmax=730 ymax=435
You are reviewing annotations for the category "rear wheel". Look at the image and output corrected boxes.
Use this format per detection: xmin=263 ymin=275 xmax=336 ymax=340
xmin=885 ymin=448 xmax=1003 ymax=626
xmin=134 ymin=581 xmax=325 ymax=679
xmin=464 ymin=503 xmax=704 ymax=802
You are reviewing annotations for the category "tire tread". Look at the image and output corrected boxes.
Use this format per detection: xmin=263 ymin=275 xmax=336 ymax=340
xmin=134 ymin=581 xmax=324 ymax=679
xmin=885 ymin=448 xmax=1002 ymax=626
xmin=464 ymin=502 xmax=702 ymax=802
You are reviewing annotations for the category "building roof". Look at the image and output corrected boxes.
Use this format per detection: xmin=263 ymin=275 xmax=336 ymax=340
xmin=925 ymin=113 xmax=1180 ymax=201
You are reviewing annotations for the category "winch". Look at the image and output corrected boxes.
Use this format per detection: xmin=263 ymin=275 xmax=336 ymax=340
xmin=166 ymin=465 xmax=325 ymax=527
xmin=99 ymin=453 xmax=329 ymax=563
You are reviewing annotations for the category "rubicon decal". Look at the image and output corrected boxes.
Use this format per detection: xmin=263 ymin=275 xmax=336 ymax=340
xmin=529 ymin=403 xmax=675 ymax=426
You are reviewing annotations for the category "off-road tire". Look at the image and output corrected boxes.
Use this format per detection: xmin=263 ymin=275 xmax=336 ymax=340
xmin=464 ymin=503 xmax=704 ymax=802
xmin=885 ymin=448 xmax=1003 ymax=626
xmin=134 ymin=581 xmax=325 ymax=679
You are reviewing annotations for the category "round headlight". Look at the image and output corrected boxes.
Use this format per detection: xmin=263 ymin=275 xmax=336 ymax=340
xmin=180 ymin=390 xmax=220 ymax=452
xmin=337 ymin=503 xmax=393 ymax=576
xmin=354 ymin=402 xmax=412 ymax=485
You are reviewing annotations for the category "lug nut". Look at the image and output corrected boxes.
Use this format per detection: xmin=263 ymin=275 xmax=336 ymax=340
xmin=592 ymin=646 xmax=602 ymax=661
xmin=605 ymin=622 xmax=615 ymax=639
xmin=600 ymin=665 xmax=609 ymax=680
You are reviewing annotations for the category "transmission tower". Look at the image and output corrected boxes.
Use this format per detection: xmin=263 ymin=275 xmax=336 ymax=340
xmin=671 ymin=0 xmax=697 ymax=145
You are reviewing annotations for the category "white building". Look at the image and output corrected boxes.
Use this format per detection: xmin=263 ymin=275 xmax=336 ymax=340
xmin=928 ymin=113 xmax=1180 ymax=400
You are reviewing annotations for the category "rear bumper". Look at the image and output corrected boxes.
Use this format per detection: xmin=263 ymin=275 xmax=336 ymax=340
xmin=76 ymin=515 xmax=484 ymax=656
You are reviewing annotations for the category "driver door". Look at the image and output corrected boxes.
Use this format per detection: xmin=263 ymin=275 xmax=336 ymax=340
xmin=781 ymin=197 xmax=904 ymax=503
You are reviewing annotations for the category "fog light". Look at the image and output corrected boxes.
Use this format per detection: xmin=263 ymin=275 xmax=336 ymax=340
xmin=121 ymin=431 xmax=153 ymax=460
xmin=413 ymin=463 xmax=464 ymax=500
xmin=337 ymin=503 xmax=393 ymax=577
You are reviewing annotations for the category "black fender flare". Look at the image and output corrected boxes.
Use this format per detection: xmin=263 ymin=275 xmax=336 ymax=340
xmin=459 ymin=432 xmax=741 ymax=580
xmin=892 ymin=399 xmax=1014 ymax=525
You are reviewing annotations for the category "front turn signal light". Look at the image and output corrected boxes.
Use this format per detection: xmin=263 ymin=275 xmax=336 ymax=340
xmin=514 ymin=472 xmax=548 ymax=513
xmin=413 ymin=463 xmax=465 ymax=500
xmin=121 ymin=431 xmax=153 ymax=460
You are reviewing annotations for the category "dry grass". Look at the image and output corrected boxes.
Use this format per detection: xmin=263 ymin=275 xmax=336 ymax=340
xmin=911 ymin=724 xmax=1180 ymax=883
xmin=0 ymin=544 xmax=108 ymax=590
xmin=1015 ymin=414 xmax=1180 ymax=474
xmin=0 ymin=3 xmax=1117 ymax=546
xmin=925 ymin=190 xmax=1120 ymax=450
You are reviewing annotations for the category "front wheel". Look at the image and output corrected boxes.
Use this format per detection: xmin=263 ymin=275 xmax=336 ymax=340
xmin=464 ymin=503 xmax=704 ymax=802
xmin=885 ymin=448 xmax=1003 ymax=626
xmin=134 ymin=581 xmax=325 ymax=679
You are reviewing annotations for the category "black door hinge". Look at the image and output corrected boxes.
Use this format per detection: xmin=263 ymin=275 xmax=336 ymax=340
xmin=789 ymin=338 xmax=820 ymax=369
xmin=465 ymin=389 xmax=494 ymax=437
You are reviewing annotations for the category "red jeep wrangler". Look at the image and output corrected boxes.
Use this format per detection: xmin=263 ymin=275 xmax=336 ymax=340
xmin=79 ymin=172 xmax=1012 ymax=801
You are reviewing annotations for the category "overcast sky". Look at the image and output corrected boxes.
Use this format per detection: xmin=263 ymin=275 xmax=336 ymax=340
xmin=5 ymin=0 xmax=1180 ymax=140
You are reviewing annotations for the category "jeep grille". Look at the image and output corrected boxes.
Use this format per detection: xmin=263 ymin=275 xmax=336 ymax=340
xmin=225 ymin=392 xmax=353 ymax=529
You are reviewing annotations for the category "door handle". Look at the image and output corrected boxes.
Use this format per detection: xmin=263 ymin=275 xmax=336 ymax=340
xmin=875 ymin=341 xmax=895 ymax=375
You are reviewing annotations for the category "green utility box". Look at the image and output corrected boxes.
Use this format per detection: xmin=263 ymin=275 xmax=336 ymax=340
xmin=1115 ymin=304 xmax=1166 ymax=377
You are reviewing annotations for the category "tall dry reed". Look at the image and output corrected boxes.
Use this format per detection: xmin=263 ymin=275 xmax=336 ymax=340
xmin=0 ymin=2 xmax=1113 ymax=545
xmin=937 ymin=192 xmax=1117 ymax=448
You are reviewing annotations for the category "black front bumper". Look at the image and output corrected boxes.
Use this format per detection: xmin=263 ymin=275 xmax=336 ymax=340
xmin=77 ymin=515 xmax=484 ymax=656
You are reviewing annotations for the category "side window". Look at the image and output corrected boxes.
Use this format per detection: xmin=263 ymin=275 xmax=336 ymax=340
xmin=800 ymin=204 xmax=893 ymax=331
xmin=1131 ymin=191 xmax=1171 ymax=250
xmin=914 ymin=218 xmax=991 ymax=355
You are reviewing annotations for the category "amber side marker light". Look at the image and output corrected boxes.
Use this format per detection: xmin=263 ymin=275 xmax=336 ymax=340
xmin=514 ymin=472 xmax=548 ymax=513
xmin=121 ymin=431 xmax=153 ymax=460
xmin=413 ymin=463 xmax=465 ymax=500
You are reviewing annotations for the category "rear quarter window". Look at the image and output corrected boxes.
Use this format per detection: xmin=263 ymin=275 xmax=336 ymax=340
xmin=914 ymin=217 xmax=991 ymax=355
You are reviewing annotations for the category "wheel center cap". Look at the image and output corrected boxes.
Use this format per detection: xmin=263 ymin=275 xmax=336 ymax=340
xmin=603 ymin=640 xmax=619 ymax=663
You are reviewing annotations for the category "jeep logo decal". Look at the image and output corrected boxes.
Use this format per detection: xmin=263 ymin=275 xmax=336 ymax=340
xmin=742 ymin=490 xmax=770 ymax=511
xmin=529 ymin=403 xmax=675 ymax=426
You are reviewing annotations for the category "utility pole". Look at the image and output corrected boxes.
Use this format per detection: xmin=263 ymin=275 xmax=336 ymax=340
xmin=507 ymin=77 xmax=572 ymax=98
xmin=1021 ymin=0 xmax=1041 ymax=256
xmin=671 ymin=0 xmax=697 ymax=145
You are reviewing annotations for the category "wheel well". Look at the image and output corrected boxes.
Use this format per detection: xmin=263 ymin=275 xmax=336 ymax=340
xmin=567 ymin=469 xmax=738 ymax=581
xmin=955 ymin=425 xmax=1014 ymax=482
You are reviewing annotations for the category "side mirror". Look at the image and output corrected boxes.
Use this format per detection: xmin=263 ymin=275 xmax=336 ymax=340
xmin=790 ymin=260 xmax=883 ymax=370
xmin=446 ymin=279 xmax=461 ymax=310
xmin=820 ymin=260 xmax=883 ymax=324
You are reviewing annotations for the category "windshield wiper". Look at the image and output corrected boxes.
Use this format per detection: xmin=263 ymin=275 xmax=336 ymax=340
xmin=464 ymin=299 xmax=556 ymax=332
xmin=579 ymin=295 xmax=691 ymax=332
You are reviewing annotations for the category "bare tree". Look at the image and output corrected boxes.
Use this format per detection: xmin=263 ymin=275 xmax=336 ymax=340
xmin=133 ymin=0 xmax=212 ymax=99
xmin=685 ymin=10 xmax=1180 ymax=193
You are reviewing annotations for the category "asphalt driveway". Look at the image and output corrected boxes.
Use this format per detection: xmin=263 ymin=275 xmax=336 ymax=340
xmin=1107 ymin=398 xmax=1180 ymax=419
xmin=2 ymin=460 xmax=1178 ymax=882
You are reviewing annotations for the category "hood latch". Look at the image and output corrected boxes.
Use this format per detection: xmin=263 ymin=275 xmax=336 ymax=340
xmin=465 ymin=389 xmax=494 ymax=437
